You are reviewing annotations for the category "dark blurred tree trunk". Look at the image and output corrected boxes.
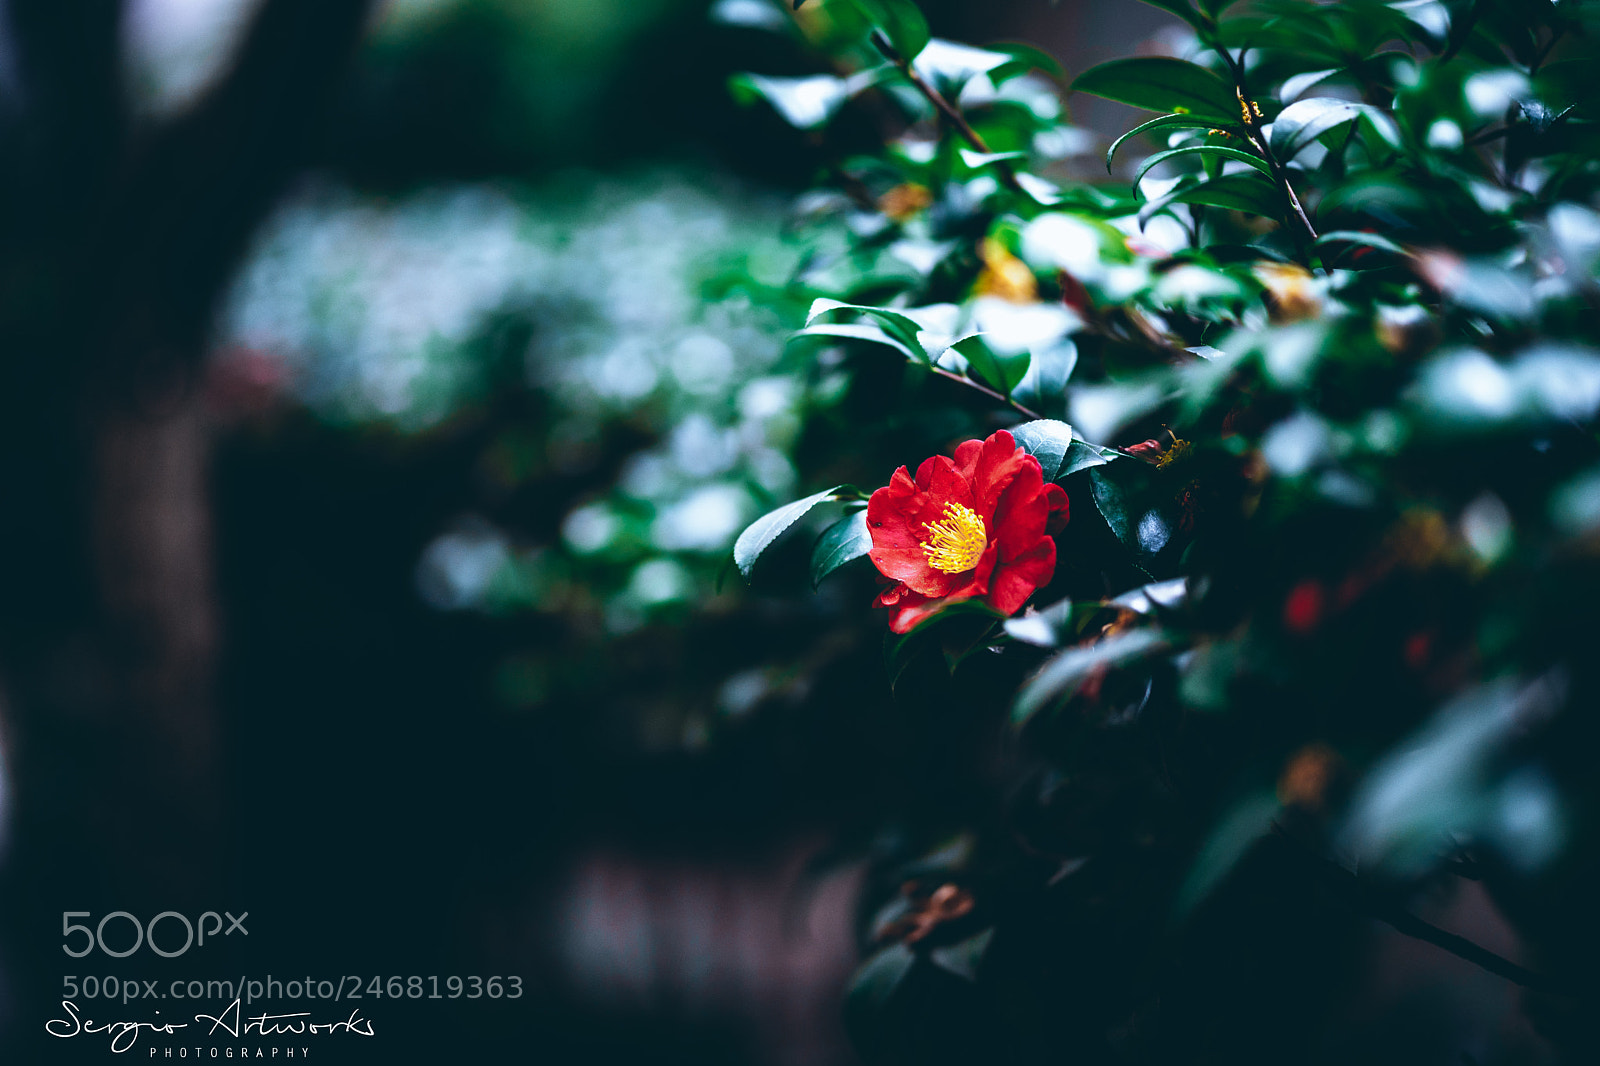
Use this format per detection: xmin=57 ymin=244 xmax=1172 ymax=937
xmin=92 ymin=389 xmax=222 ymax=892
xmin=0 ymin=0 xmax=377 ymax=1018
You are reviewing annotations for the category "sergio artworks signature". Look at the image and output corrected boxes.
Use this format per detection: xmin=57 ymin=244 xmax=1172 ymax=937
xmin=47 ymin=998 xmax=376 ymax=1053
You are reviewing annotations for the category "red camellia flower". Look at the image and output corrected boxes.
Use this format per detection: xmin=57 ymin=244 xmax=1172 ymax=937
xmin=867 ymin=430 xmax=1069 ymax=634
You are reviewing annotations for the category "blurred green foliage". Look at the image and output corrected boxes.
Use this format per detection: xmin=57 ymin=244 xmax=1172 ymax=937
xmin=719 ymin=0 xmax=1600 ymax=1060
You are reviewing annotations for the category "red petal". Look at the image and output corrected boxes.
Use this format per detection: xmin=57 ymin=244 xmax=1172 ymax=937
xmin=1044 ymin=482 xmax=1070 ymax=534
xmin=883 ymin=584 xmax=985 ymax=634
xmin=989 ymin=461 xmax=1048 ymax=560
xmin=867 ymin=456 xmax=977 ymax=597
xmin=984 ymin=538 xmax=1056 ymax=616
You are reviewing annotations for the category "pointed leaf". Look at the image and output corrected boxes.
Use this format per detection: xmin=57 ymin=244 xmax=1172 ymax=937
xmin=1060 ymin=440 xmax=1119 ymax=477
xmin=1174 ymin=793 xmax=1281 ymax=916
xmin=847 ymin=0 xmax=930 ymax=61
xmin=1138 ymin=171 xmax=1282 ymax=226
xmin=793 ymin=322 xmax=921 ymax=362
xmin=806 ymin=299 xmax=931 ymax=362
xmin=1269 ymin=97 xmax=1401 ymax=162
xmin=1010 ymin=419 xmax=1076 ymax=480
xmin=1013 ymin=626 xmax=1170 ymax=724
xmin=1072 ymin=57 xmax=1238 ymax=121
xmin=735 ymin=486 xmax=846 ymax=577
xmin=1312 ymin=229 xmax=1412 ymax=261
xmin=1134 ymin=144 xmax=1272 ymax=198
xmin=811 ymin=511 xmax=872 ymax=588
xmin=1107 ymin=113 xmax=1236 ymax=172
xmin=959 ymin=148 xmax=1030 ymax=169
xmin=730 ymin=73 xmax=850 ymax=130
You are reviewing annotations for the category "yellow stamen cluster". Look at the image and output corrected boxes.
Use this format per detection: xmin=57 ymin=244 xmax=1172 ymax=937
xmin=1236 ymin=88 xmax=1263 ymax=125
xmin=920 ymin=502 xmax=988 ymax=573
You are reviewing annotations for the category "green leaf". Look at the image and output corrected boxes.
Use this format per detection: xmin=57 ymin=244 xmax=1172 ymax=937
xmin=847 ymin=0 xmax=930 ymax=60
xmin=1072 ymin=57 xmax=1238 ymax=121
xmin=1060 ymin=440 xmax=1119 ymax=477
xmin=1279 ymin=67 xmax=1342 ymax=103
xmin=1010 ymin=419 xmax=1076 ymax=480
xmin=1312 ymin=229 xmax=1412 ymax=261
xmin=885 ymin=601 xmax=1004 ymax=687
xmin=928 ymin=928 xmax=994 ymax=982
xmin=811 ymin=511 xmax=872 ymax=588
xmin=1137 ymin=171 xmax=1282 ymax=226
xmin=843 ymin=944 xmax=917 ymax=1049
xmin=730 ymin=73 xmax=850 ymax=130
xmin=953 ymin=335 xmax=1026 ymax=397
xmin=806 ymin=298 xmax=931 ymax=362
xmin=1013 ymin=626 xmax=1170 ymax=724
xmin=1003 ymin=595 xmax=1076 ymax=647
xmin=988 ymin=43 xmax=1066 ymax=86
xmin=1133 ymin=144 xmax=1272 ymax=198
xmin=911 ymin=39 xmax=1012 ymax=90
xmin=734 ymin=486 xmax=846 ymax=577
xmin=1174 ymin=793 xmax=1281 ymax=917
xmin=1012 ymin=340 xmax=1078 ymax=415
xmin=1268 ymin=97 xmax=1401 ymax=162
xmin=958 ymin=148 xmax=1030 ymax=169
xmin=1134 ymin=0 xmax=1207 ymax=32
xmin=1089 ymin=465 xmax=1178 ymax=557
xmin=792 ymin=322 xmax=921 ymax=362
xmin=1107 ymin=113 xmax=1235 ymax=173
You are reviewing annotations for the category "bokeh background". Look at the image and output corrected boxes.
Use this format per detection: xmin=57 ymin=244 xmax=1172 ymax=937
xmin=0 ymin=0 xmax=1547 ymax=1063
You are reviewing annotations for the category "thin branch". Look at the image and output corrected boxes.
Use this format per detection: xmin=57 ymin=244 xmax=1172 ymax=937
xmin=1210 ymin=46 xmax=1320 ymax=252
xmin=927 ymin=364 xmax=1042 ymax=421
xmin=1273 ymin=828 xmax=1567 ymax=994
xmin=869 ymin=32 xmax=1026 ymax=194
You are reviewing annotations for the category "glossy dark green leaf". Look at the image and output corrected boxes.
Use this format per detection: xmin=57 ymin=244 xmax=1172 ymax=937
xmin=949 ymin=335 xmax=1011 ymax=397
xmin=847 ymin=0 xmax=930 ymax=61
xmin=1003 ymin=596 xmax=1075 ymax=647
xmin=1268 ymin=97 xmax=1401 ymax=162
xmin=1174 ymin=793 xmax=1281 ymax=916
xmin=811 ymin=510 xmax=872 ymax=588
xmin=1072 ymin=57 xmax=1238 ymax=121
xmin=1089 ymin=465 xmax=1179 ymax=558
xmin=735 ymin=485 xmax=846 ymax=577
xmin=1013 ymin=626 xmax=1170 ymax=724
xmin=792 ymin=322 xmax=920 ymax=362
xmin=1279 ymin=67 xmax=1342 ymax=103
xmin=843 ymin=943 xmax=916 ymax=1036
xmin=1133 ymin=144 xmax=1272 ymax=198
xmin=958 ymin=148 xmax=1029 ymax=169
xmin=1312 ymin=229 xmax=1412 ymax=261
xmin=1137 ymin=171 xmax=1282 ymax=226
xmin=885 ymin=600 xmax=1004 ymax=688
xmin=1060 ymin=440 xmax=1119 ymax=477
xmin=806 ymin=298 xmax=930 ymax=362
xmin=1012 ymin=340 xmax=1078 ymax=416
xmin=987 ymin=43 xmax=1066 ymax=86
xmin=1107 ymin=113 xmax=1235 ymax=173
xmin=1010 ymin=419 xmax=1076 ymax=480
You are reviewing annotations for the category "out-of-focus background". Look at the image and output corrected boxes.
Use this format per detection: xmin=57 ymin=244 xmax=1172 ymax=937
xmin=0 ymin=1 xmax=1544 ymax=1063
xmin=0 ymin=1 xmax=1170 ymax=1062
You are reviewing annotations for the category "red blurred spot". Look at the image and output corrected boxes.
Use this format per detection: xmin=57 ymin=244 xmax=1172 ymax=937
xmin=1404 ymin=630 xmax=1433 ymax=671
xmin=1283 ymin=579 xmax=1325 ymax=635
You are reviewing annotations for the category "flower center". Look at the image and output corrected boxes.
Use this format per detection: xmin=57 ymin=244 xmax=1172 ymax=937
xmin=920 ymin=502 xmax=987 ymax=573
